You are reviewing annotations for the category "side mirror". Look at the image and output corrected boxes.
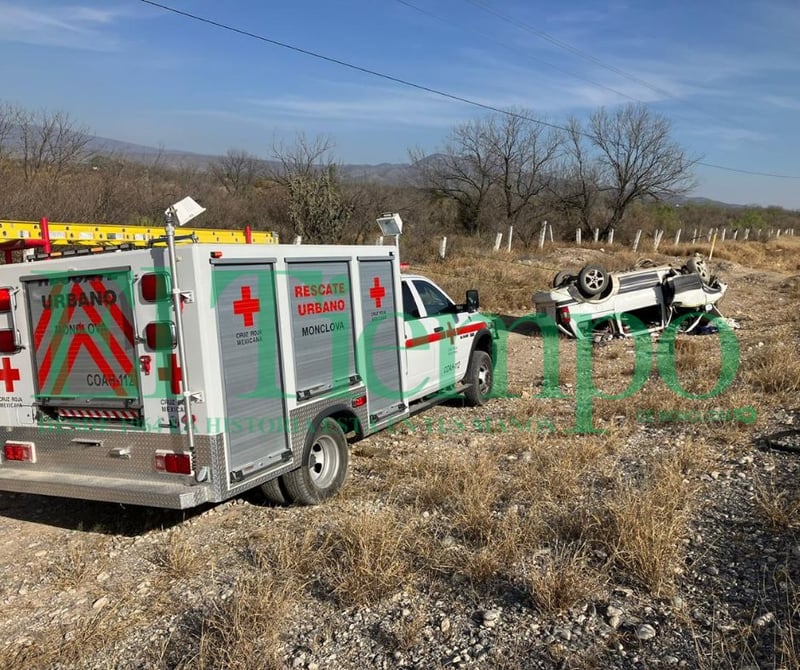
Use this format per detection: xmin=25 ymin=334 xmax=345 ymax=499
xmin=466 ymin=289 xmax=479 ymax=312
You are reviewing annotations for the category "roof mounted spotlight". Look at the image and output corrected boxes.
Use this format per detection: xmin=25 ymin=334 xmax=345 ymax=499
xmin=165 ymin=196 xmax=206 ymax=227
xmin=376 ymin=212 xmax=403 ymax=237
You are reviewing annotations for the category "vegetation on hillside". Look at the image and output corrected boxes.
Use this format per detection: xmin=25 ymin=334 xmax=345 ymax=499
xmin=0 ymin=101 xmax=798 ymax=249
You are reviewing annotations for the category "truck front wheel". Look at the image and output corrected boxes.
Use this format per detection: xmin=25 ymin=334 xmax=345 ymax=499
xmin=464 ymin=350 xmax=493 ymax=406
xmin=282 ymin=417 xmax=349 ymax=505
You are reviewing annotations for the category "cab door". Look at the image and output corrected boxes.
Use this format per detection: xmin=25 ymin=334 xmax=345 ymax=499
xmin=402 ymin=278 xmax=465 ymax=402
xmin=401 ymin=281 xmax=440 ymax=401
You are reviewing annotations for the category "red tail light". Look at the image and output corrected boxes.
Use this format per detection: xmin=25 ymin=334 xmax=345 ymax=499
xmin=141 ymin=273 xmax=170 ymax=302
xmin=0 ymin=329 xmax=16 ymax=353
xmin=0 ymin=289 xmax=12 ymax=312
xmin=557 ymin=306 xmax=571 ymax=325
xmin=144 ymin=322 xmax=176 ymax=350
xmin=351 ymin=395 xmax=367 ymax=408
xmin=4 ymin=441 xmax=35 ymax=463
xmin=155 ymin=451 xmax=192 ymax=474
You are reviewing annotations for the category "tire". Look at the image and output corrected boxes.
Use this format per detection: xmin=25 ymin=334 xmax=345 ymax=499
xmin=685 ymin=256 xmax=710 ymax=284
xmin=282 ymin=417 xmax=349 ymax=505
xmin=464 ymin=350 xmax=493 ymax=407
xmin=552 ymin=271 xmax=573 ymax=288
xmin=259 ymin=476 xmax=290 ymax=506
xmin=577 ymin=264 xmax=608 ymax=297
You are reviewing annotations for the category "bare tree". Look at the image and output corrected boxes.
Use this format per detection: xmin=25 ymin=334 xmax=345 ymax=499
xmin=410 ymin=111 xmax=561 ymax=238
xmin=409 ymin=119 xmax=496 ymax=235
xmin=15 ymin=108 xmax=92 ymax=183
xmin=270 ymin=134 xmax=352 ymax=243
xmin=486 ymin=110 xmax=562 ymax=245
xmin=211 ymin=149 xmax=264 ymax=195
xmin=0 ymin=102 xmax=18 ymax=163
xmin=551 ymin=117 xmax=604 ymax=235
xmin=270 ymin=133 xmax=334 ymax=183
xmin=588 ymin=104 xmax=696 ymax=238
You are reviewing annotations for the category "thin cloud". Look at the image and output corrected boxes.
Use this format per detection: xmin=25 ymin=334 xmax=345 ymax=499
xmin=0 ymin=2 xmax=129 ymax=50
xmin=243 ymin=86 xmax=469 ymax=128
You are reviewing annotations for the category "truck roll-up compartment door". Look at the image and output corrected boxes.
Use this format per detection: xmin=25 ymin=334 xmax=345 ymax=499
xmin=287 ymin=260 xmax=358 ymax=400
xmin=212 ymin=262 xmax=290 ymax=480
xmin=358 ymin=258 xmax=405 ymax=423
xmin=22 ymin=267 xmax=142 ymax=422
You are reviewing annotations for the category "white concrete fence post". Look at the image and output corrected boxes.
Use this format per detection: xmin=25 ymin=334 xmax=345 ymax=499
xmin=576 ymin=228 xmax=582 ymax=245
xmin=494 ymin=232 xmax=503 ymax=251
xmin=674 ymin=229 xmax=682 ymax=246
xmin=507 ymin=225 xmax=513 ymax=252
xmin=632 ymin=230 xmax=642 ymax=252
xmin=439 ymin=236 xmax=447 ymax=259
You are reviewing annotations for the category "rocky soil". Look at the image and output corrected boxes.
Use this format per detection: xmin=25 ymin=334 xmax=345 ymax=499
xmin=0 ymin=248 xmax=799 ymax=669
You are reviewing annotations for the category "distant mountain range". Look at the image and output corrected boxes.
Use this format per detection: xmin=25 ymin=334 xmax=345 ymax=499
xmin=85 ymin=134 xmax=414 ymax=186
xmin=85 ymin=134 xmax=750 ymax=207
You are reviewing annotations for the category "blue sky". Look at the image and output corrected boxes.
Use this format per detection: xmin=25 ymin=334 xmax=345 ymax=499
xmin=1 ymin=0 xmax=799 ymax=209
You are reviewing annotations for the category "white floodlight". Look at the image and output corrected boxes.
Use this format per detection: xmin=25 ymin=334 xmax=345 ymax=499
xmin=166 ymin=196 xmax=206 ymax=227
xmin=376 ymin=212 xmax=403 ymax=237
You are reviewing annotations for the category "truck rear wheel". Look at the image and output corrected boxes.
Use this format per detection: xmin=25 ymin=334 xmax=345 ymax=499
xmin=259 ymin=476 xmax=290 ymax=506
xmin=282 ymin=417 xmax=349 ymax=505
xmin=464 ymin=350 xmax=493 ymax=406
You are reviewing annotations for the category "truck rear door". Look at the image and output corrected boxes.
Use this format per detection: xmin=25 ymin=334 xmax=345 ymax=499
xmin=22 ymin=267 xmax=142 ymax=423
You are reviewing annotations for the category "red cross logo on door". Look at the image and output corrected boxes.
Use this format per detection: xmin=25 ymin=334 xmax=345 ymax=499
xmin=369 ymin=277 xmax=386 ymax=308
xmin=233 ymin=286 xmax=260 ymax=327
xmin=0 ymin=357 xmax=20 ymax=392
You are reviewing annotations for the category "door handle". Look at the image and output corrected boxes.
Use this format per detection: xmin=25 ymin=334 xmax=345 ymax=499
xmin=434 ymin=326 xmax=444 ymax=332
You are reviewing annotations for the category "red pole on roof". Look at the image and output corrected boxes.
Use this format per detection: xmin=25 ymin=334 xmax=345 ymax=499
xmin=40 ymin=217 xmax=51 ymax=255
xmin=244 ymin=225 xmax=252 ymax=244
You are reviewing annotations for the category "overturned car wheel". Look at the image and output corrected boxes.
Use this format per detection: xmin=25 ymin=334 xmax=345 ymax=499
xmin=552 ymin=270 xmax=574 ymax=288
xmin=686 ymin=256 xmax=711 ymax=284
xmin=577 ymin=264 xmax=609 ymax=297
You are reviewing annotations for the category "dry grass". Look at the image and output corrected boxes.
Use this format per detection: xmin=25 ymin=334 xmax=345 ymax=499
xmin=153 ymin=532 xmax=206 ymax=577
xmin=592 ymin=445 xmax=700 ymax=595
xmin=2 ymin=594 xmax=140 ymax=670
xmin=188 ymin=573 xmax=295 ymax=670
xmin=753 ymin=474 xmax=800 ymax=530
xmin=745 ymin=340 xmax=800 ymax=396
xmin=47 ymin=536 xmax=103 ymax=589
xmin=317 ymin=507 xmax=423 ymax=606
xmin=522 ymin=542 xmax=605 ymax=616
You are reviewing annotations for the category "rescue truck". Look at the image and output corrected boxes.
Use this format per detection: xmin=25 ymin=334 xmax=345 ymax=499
xmin=0 ymin=202 xmax=497 ymax=509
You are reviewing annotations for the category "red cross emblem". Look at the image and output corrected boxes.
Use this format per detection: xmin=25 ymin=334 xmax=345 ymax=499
xmin=0 ymin=357 xmax=20 ymax=392
xmin=369 ymin=277 xmax=386 ymax=308
xmin=158 ymin=354 xmax=182 ymax=395
xmin=233 ymin=286 xmax=260 ymax=327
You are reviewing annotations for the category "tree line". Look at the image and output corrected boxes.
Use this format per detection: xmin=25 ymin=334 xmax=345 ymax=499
xmin=0 ymin=101 xmax=797 ymax=253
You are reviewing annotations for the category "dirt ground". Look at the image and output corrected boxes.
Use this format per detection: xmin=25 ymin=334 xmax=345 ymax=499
xmin=1 ymin=242 xmax=799 ymax=669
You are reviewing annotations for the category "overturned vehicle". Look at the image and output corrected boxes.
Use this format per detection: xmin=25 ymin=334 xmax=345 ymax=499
xmin=533 ymin=255 xmax=727 ymax=338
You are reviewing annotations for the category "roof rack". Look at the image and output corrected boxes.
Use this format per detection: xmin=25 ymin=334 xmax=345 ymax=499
xmin=0 ymin=218 xmax=279 ymax=263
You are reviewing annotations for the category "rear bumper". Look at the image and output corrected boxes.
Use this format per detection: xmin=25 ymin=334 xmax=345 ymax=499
xmin=0 ymin=468 xmax=211 ymax=509
xmin=0 ymin=428 xmax=222 ymax=509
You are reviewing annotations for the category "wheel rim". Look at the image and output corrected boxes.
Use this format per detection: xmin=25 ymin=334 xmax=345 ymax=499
xmin=477 ymin=362 xmax=492 ymax=395
xmin=584 ymin=270 xmax=605 ymax=291
xmin=308 ymin=434 xmax=340 ymax=489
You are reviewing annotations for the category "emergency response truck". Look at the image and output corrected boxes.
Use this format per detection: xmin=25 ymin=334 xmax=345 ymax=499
xmin=0 ymin=206 xmax=497 ymax=509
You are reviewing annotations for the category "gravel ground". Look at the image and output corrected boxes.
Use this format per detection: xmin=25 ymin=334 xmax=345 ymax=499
xmin=1 ymin=252 xmax=799 ymax=669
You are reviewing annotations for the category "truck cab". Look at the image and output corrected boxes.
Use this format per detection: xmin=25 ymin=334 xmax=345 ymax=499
xmin=400 ymin=274 xmax=494 ymax=406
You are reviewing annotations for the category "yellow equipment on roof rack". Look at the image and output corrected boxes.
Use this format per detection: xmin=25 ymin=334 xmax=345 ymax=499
xmin=0 ymin=219 xmax=278 ymax=248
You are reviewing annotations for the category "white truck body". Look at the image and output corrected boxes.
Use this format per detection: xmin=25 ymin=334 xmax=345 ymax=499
xmin=0 ymin=242 xmax=496 ymax=508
